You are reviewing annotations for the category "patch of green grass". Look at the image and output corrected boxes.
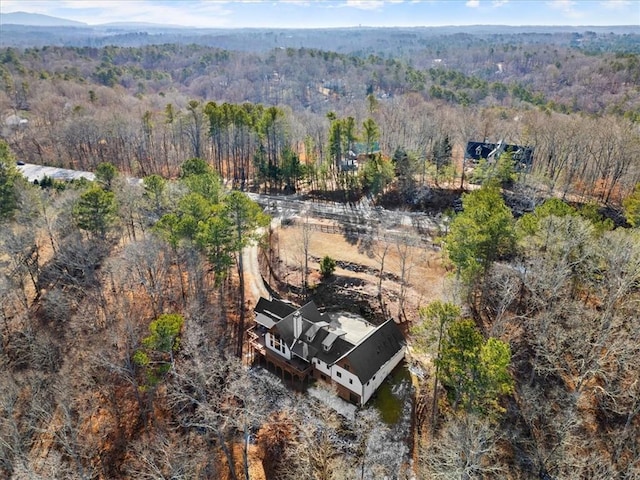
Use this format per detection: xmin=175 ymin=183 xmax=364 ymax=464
xmin=371 ymin=363 xmax=410 ymax=425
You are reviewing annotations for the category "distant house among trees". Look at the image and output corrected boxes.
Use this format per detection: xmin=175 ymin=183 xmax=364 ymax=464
xmin=465 ymin=140 xmax=534 ymax=171
xmin=248 ymin=298 xmax=406 ymax=406
xmin=2 ymin=113 xmax=28 ymax=137
xmin=4 ymin=114 xmax=28 ymax=128
xmin=350 ymin=141 xmax=381 ymax=159
xmin=339 ymin=141 xmax=382 ymax=172
xmin=16 ymin=163 xmax=95 ymax=184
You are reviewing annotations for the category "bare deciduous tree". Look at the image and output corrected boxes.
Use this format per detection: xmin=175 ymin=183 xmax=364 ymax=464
xmin=419 ymin=415 xmax=505 ymax=479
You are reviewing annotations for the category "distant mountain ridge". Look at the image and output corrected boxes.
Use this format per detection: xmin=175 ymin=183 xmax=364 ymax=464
xmin=1 ymin=12 xmax=187 ymax=29
xmin=100 ymin=21 xmax=188 ymax=29
xmin=0 ymin=11 xmax=87 ymax=27
xmin=1 ymin=12 xmax=637 ymax=51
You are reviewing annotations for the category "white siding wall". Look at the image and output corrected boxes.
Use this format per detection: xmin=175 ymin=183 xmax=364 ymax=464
xmin=361 ymin=347 xmax=406 ymax=405
xmin=330 ymin=365 xmax=363 ymax=397
xmin=313 ymin=358 xmax=332 ymax=376
xmin=265 ymin=332 xmax=291 ymax=360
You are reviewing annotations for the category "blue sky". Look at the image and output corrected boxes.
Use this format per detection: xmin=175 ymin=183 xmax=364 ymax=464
xmin=2 ymin=1 xmax=639 ymax=28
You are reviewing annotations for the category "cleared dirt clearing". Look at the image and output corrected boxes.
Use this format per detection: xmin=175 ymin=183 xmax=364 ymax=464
xmin=273 ymin=223 xmax=449 ymax=322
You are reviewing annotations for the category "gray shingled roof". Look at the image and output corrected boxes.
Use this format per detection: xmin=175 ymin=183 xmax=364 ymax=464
xmin=464 ymin=141 xmax=534 ymax=167
xmin=314 ymin=334 xmax=354 ymax=364
xmin=297 ymin=301 xmax=325 ymax=324
xmin=258 ymin=300 xmax=405 ymax=383
xmin=273 ymin=302 xmax=356 ymax=364
xmin=343 ymin=319 xmax=406 ymax=384
xmin=255 ymin=297 xmax=296 ymax=321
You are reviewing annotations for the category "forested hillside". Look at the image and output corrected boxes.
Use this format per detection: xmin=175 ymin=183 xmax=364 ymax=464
xmin=2 ymin=33 xmax=640 ymax=202
xmin=1 ymin=27 xmax=639 ymax=479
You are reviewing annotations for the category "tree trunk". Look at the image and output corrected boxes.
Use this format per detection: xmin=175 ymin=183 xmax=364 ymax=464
xmin=236 ymin=238 xmax=246 ymax=359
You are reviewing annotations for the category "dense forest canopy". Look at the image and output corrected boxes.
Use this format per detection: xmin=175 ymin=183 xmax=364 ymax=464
xmin=1 ymin=23 xmax=639 ymax=53
xmin=1 ymin=25 xmax=640 ymax=480
xmin=2 ymin=28 xmax=640 ymax=204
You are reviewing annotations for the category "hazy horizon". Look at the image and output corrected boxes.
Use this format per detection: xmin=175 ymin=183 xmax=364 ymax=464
xmin=1 ymin=0 xmax=638 ymax=29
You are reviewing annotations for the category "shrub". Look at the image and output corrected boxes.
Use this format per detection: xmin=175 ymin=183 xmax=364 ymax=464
xmin=319 ymin=255 xmax=336 ymax=278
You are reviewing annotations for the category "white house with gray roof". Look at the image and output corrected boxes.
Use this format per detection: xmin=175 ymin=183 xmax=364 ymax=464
xmin=248 ymin=298 xmax=406 ymax=406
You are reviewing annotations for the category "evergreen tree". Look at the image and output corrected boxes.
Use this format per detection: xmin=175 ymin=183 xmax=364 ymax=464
xmin=142 ymin=174 xmax=167 ymax=218
xmin=437 ymin=319 xmax=513 ymax=414
xmin=517 ymin=197 xmax=577 ymax=236
xmin=431 ymin=135 xmax=453 ymax=187
xmin=195 ymin=205 xmax=235 ymax=285
xmin=328 ymin=112 xmax=343 ymax=169
xmin=392 ymin=147 xmax=420 ymax=199
xmin=360 ymin=154 xmax=394 ymax=196
xmin=73 ymin=186 xmax=118 ymax=239
xmin=95 ymin=162 xmax=118 ymax=191
xmin=224 ymin=191 xmax=270 ymax=358
xmin=432 ymin=135 xmax=452 ymax=171
xmin=445 ymin=183 xmax=516 ymax=285
xmin=412 ymin=301 xmax=462 ymax=432
xmin=362 ymin=118 xmax=379 ymax=156
xmin=180 ymin=157 xmax=211 ymax=178
xmin=320 ymin=255 xmax=337 ymax=278
xmin=134 ymin=313 xmax=184 ymax=387
xmin=0 ymin=140 xmax=21 ymax=221
xmin=623 ymin=183 xmax=640 ymax=227
xmin=281 ymin=146 xmax=302 ymax=193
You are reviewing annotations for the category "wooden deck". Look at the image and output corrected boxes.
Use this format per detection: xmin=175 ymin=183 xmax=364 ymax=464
xmin=247 ymin=327 xmax=313 ymax=382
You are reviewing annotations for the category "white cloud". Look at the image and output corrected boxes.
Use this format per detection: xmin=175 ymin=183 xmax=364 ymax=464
xmin=1 ymin=0 xmax=60 ymax=14
xmin=601 ymin=0 xmax=631 ymax=8
xmin=547 ymin=0 xmax=583 ymax=18
xmin=343 ymin=0 xmax=386 ymax=10
xmin=492 ymin=0 xmax=509 ymax=6
xmin=548 ymin=0 xmax=574 ymax=11
xmin=466 ymin=0 xmax=480 ymax=8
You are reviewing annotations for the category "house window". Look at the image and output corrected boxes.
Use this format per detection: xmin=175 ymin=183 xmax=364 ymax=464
xmin=336 ymin=371 xmax=342 ymax=378
xmin=344 ymin=364 xmax=350 ymax=372
xmin=349 ymin=379 xmax=353 ymax=385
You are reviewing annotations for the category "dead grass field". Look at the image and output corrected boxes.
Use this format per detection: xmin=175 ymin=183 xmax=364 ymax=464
xmin=274 ymin=223 xmax=450 ymax=322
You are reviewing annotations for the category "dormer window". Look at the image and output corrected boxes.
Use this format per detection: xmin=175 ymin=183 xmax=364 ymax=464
xmin=322 ymin=331 xmax=340 ymax=351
